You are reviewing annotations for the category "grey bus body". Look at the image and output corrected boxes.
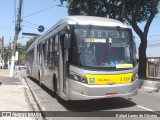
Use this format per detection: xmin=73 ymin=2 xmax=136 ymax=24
xmin=26 ymin=16 xmax=139 ymax=100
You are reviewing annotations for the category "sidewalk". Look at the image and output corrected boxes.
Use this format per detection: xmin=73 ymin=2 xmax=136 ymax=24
xmin=0 ymin=70 xmax=36 ymax=120
xmin=0 ymin=69 xmax=10 ymax=77
xmin=139 ymin=79 xmax=160 ymax=93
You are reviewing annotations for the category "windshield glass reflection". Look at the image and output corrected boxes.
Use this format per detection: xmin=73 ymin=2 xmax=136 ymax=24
xmin=74 ymin=27 xmax=134 ymax=70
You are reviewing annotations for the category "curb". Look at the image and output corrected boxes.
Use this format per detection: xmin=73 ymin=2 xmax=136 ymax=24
xmin=16 ymin=72 xmax=45 ymax=120
xmin=16 ymin=72 xmax=62 ymax=120
xmin=139 ymin=79 xmax=160 ymax=93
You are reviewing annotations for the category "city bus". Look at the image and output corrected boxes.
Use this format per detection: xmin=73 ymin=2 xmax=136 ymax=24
xmin=26 ymin=16 xmax=139 ymax=101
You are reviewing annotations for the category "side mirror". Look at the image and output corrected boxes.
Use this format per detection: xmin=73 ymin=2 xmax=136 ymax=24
xmin=64 ymin=25 xmax=71 ymax=34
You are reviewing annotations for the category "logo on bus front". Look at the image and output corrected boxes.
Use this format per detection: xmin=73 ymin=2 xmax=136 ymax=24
xmin=108 ymin=59 xmax=116 ymax=67
xmin=89 ymin=78 xmax=95 ymax=84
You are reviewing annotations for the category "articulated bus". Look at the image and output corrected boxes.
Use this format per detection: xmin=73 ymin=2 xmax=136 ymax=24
xmin=26 ymin=16 xmax=139 ymax=101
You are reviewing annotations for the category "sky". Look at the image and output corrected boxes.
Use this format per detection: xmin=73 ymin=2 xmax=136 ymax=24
xmin=0 ymin=0 xmax=68 ymax=44
xmin=0 ymin=0 xmax=160 ymax=57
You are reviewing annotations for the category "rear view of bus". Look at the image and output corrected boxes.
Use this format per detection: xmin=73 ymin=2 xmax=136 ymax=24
xmin=68 ymin=16 xmax=139 ymax=100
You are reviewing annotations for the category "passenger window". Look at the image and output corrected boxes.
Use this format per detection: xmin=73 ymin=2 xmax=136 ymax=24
xmin=40 ymin=44 xmax=42 ymax=64
xmin=43 ymin=41 xmax=47 ymax=66
xmin=55 ymin=35 xmax=59 ymax=54
xmin=37 ymin=46 xmax=39 ymax=64
xmin=49 ymin=38 xmax=52 ymax=65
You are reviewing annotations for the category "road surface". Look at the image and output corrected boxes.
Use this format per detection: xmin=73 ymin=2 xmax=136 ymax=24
xmin=18 ymin=70 xmax=160 ymax=120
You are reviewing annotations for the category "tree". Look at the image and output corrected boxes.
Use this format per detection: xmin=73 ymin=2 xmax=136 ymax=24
xmin=60 ymin=0 xmax=160 ymax=78
xmin=16 ymin=43 xmax=25 ymax=62
xmin=3 ymin=37 xmax=35 ymax=64
xmin=16 ymin=37 xmax=35 ymax=63
xmin=25 ymin=37 xmax=36 ymax=51
xmin=4 ymin=44 xmax=12 ymax=63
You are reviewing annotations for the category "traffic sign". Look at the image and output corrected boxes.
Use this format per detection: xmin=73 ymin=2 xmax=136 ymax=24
xmin=22 ymin=33 xmax=39 ymax=36
xmin=38 ymin=25 xmax=44 ymax=32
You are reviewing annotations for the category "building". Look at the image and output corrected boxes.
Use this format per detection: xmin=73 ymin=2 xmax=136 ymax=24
xmin=147 ymin=58 xmax=160 ymax=78
xmin=0 ymin=36 xmax=4 ymax=62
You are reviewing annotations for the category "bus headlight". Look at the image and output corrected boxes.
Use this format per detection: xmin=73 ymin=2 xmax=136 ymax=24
xmin=132 ymin=72 xmax=138 ymax=82
xmin=70 ymin=74 xmax=88 ymax=84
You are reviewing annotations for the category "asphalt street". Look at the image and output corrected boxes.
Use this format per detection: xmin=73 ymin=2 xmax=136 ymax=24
xmin=18 ymin=70 xmax=160 ymax=120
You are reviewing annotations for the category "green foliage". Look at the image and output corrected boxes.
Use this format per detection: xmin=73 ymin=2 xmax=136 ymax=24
xmin=60 ymin=0 xmax=160 ymax=78
xmin=3 ymin=37 xmax=36 ymax=63
xmin=18 ymin=37 xmax=35 ymax=62
xmin=4 ymin=44 xmax=12 ymax=63
xmin=60 ymin=0 xmax=159 ymax=23
xmin=17 ymin=43 xmax=26 ymax=62
xmin=67 ymin=0 xmax=102 ymax=16
xmin=25 ymin=37 xmax=36 ymax=51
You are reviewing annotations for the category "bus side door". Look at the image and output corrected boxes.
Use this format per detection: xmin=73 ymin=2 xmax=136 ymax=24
xmin=59 ymin=34 xmax=69 ymax=95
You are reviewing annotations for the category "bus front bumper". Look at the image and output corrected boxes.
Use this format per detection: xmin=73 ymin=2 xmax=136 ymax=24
xmin=69 ymin=79 xmax=139 ymax=100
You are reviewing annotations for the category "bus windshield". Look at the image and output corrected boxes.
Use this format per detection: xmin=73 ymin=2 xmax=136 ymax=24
xmin=74 ymin=26 xmax=135 ymax=70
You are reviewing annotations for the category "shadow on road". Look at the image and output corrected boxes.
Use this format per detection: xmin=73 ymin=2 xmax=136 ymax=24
xmin=61 ymin=98 xmax=136 ymax=112
xmin=27 ymin=76 xmax=136 ymax=112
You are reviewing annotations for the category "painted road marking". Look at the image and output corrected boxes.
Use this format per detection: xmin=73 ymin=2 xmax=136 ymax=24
xmin=137 ymin=105 xmax=160 ymax=115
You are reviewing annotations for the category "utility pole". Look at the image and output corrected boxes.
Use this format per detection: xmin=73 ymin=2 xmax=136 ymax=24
xmin=10 ymin=0 xmax=23 ymax=77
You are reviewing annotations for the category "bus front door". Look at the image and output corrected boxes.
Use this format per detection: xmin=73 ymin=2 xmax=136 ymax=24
xmin=58 ymin=34 xmax=67 ymax=96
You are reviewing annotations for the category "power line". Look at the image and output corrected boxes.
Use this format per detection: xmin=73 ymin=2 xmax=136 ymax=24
xmin=148 ymin=43 xmax=160 ymax=48
xmin=23 ymin=20 xmax=39 ymax=27
xmin=148 ymin=40 xmax=160 ymax=43
xmin=148 ymin=35 xmax=160 ymax=37
xmin=22 ymin=5 xmax=63 ymax=19
xmin=148 ymin=43 xmax=160 ymax=46
xmin=134 ymin=35 xmax=160 ymax=38
xmin=22 ymin=25 xmax=39 ymax=29
xmin=0 ymin=25 xmax=14 ymax=30
xmin=149 ymin=29 xmax=160 ymax=33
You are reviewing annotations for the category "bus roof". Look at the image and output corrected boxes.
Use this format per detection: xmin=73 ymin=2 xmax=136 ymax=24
xmin=27 ymin=16 xmax=130 ymax=52
xmin=60 ymin=16 xmax=128 ymax=28
xmin=38 ymin=16 xmax=129 ymax=42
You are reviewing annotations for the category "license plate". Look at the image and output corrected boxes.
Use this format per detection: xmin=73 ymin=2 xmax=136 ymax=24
xmin=105 ymin=93 xmax=117 ymax=98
